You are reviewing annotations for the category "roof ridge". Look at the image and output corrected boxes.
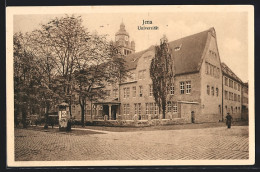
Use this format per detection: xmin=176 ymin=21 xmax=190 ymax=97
xmin=221 ymin=63 xmax=243 ymax=83
xmin=168 ymin=27 xmax=213 ymax=44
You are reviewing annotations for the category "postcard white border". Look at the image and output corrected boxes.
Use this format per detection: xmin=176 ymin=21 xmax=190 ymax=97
xmin=6 ymin=5 xmax=255 ymax=167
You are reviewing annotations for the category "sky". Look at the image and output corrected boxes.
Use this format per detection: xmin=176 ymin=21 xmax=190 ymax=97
xmin=13 ymin=12 xmax=249 ymax=82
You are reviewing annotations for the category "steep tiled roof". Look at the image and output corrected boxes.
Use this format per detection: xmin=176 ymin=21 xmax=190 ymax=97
xmin=123 ymin=28 xmax=211 ymax=74
xmin=124 ymin=45 xmax=155 ymax=70
xmin=221 ymin=62 xmax=243 ymax=83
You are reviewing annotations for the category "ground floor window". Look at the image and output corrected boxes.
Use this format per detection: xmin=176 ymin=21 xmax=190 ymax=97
xmin=138 ymin=103 xmax=141 ymax=115
xmin=167 ymin=101 xmax=178 ymax=113
xmin=146 ymin=103 xmax=149 ymax=114
xmin=173 ymin=103 xmax=177 ymax=113
xmin=123 ymin=104 xmax=130 ymax=115
xmin=154 ymin=103 xmax=158 ymax=115
xmin=134 ymin=103 xmax=137 ymax=115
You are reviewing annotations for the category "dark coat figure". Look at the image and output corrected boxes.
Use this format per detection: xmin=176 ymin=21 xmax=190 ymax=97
xmin=226 ymin=113 xmax=233 ymax=129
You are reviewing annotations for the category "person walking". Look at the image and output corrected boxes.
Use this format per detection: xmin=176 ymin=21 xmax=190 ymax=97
xmin=226 ymin=112 xmax=233 ymax=129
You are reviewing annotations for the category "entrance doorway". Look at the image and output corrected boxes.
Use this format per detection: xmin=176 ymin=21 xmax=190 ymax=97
xmin=191 ymin=111 xmax=195 ymax=123
xmin=103 ymin=105 xmax=109 ymax=119
xmin=112 ymin=105 xmax=117 ymax=120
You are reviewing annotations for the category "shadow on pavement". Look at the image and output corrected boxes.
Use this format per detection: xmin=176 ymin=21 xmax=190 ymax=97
xmin=22 ymin=126 xmax=105 ymax=135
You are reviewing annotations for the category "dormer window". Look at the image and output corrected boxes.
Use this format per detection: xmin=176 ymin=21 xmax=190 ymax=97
xmin=174 ymin=44 xmax=182 ymax=51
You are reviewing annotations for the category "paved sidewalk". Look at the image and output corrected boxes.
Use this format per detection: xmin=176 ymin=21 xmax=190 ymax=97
xmin=15 ymin=126 xmax=249 ymax=161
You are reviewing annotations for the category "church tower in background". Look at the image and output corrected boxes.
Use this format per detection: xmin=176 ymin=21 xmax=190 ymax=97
xmin=114 ymin=22 xmax=135 ymax=56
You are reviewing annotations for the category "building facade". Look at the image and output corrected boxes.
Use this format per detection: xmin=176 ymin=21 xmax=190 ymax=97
xmin=241 ymin=82 xmax=249 ymax=120
xmin=71 ymin=23 xmax=248 ymax=124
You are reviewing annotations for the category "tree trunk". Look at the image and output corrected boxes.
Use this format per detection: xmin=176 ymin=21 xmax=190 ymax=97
xmin=80 ymin=97 xmax=86 ymax=127
xmin=162 ymin=100 xmax=166 ymax=119
xmin=162 ymin=105 xmax=166 ymax=119
xmin=22 ymin=106 xmax=27 ymax=128
xmin=44 ymin=105 xmax=49 ymax=129
xmin=81 ymin=105 xmax=85 ymax=127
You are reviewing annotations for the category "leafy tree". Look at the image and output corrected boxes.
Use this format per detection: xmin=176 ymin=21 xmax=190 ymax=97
xmin=150 ymin=35 xmax=174 ymax=119
xmin=14 ymin=15 xmax=130 ymax=128
xmin=14 ymin=32 xmax=41 ymax=128
xmin=73 ymin=34 xmax=129 ymax=126
xmin=31 ymin=15 xmax=91 ymax=117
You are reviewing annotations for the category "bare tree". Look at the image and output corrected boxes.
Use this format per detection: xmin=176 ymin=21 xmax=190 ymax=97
xmin=150 ymin=35 xmax=174 ymax=119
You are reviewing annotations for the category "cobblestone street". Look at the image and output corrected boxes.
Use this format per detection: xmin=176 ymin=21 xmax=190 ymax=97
xmin=15 ymin=125 xmax=249 ymax=161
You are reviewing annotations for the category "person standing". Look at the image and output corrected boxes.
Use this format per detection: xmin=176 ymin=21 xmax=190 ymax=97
xmin=226 ymin=112 xmax=233 ymax=129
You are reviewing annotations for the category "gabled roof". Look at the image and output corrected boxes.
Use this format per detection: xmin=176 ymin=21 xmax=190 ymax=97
xmin=221 ymin=62 xmax=243 ymax=83
xmin=123 ymin=28 xmax=212 ymax=74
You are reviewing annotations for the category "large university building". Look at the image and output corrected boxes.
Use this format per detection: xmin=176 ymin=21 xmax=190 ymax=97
xmin=71 ymin=22 xmax=248 ymax=124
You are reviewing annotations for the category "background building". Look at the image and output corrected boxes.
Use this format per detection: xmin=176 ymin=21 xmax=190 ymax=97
xmin=221 ymin=63 xmax=244 ymax=121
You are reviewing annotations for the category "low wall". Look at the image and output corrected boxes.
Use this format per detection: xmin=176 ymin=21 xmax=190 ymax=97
xmin=85 ymin=118 xmax=190 ymax=127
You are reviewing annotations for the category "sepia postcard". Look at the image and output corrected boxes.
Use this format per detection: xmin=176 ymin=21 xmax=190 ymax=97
xmin=6 ymin=5 xmax=255 ymax=167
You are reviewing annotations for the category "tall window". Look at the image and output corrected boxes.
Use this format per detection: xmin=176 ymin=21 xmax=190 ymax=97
xmin=234 ymin=82 xmax=237 ymax=90
xmin=186 ymin=81 xmax=191 ymax=94
xmin=170 ymin=84 xmax=174 ymax=95
xmin=211 ymin=87 xmax=214 ymax=96
xmin=173 ymin=102 xmax=177 ymax=113
xmin=138 ymin=103 xmax=141 ymax=115
xmin=134 ymin=103 xmax=137 ymax=115
xmin=207 ymin=85 xmax=210 ymax=95
xmin=234 ymin=94 xmax=237 ymax=101
xmin=167 ymin=101 xmax=172 ymax=112
xmin=150 ymin=103 xmax=154 ymax=115
xmin=229 ymin=92 xmax=233 ymax=101
xmin=123 ymin=104 xmax=130 ymax=115
xmin=210 ymin=65 xmax=213 ymax=75
xmin=113 ymin=89 xmax=118 ymax=98
xmin=123 ymin=88 xmax=127 ymax=98
xmin=149 ymin=85 xmax=153 ymax=96
xmin=133 ymin=86 xmax=136 ymax=98
xmin=126 ymin=104 xmax=130 ymax=115
xmin=126 ymin=87 xmax=130 ymax=98
xmin=238 ymin=95 xmax=241 ymax=102
xmin=123 ymin=104 xmax=126 ymax=115
xmin=216 ymin=68 xmax=220 ymax=78
xmin=154 ymin=103 xmax=158 ymax=115
xmin=205 ymin=62 xmax=209 ymax=74
xmin=123 ymin=87 xmax=130 ymax=98
xmin=229 ymin=79 xmax=233 ymax=88
xmin=139 ymin=86 xmax=143 ymax=97
xmin=180 ymin=82 xmax=185 ymax=94
xmin=225 ymin=90 xmax=228 ymax=99
xmin=225 ymin=77 xmax=228 ymax=86
xmin=216 ymin=87 xmax=219 ymax=97
xmin=238 ymin=84 xmax=241 ymax=91
xmin=145 ymin=103 xmax=149 ymax=114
